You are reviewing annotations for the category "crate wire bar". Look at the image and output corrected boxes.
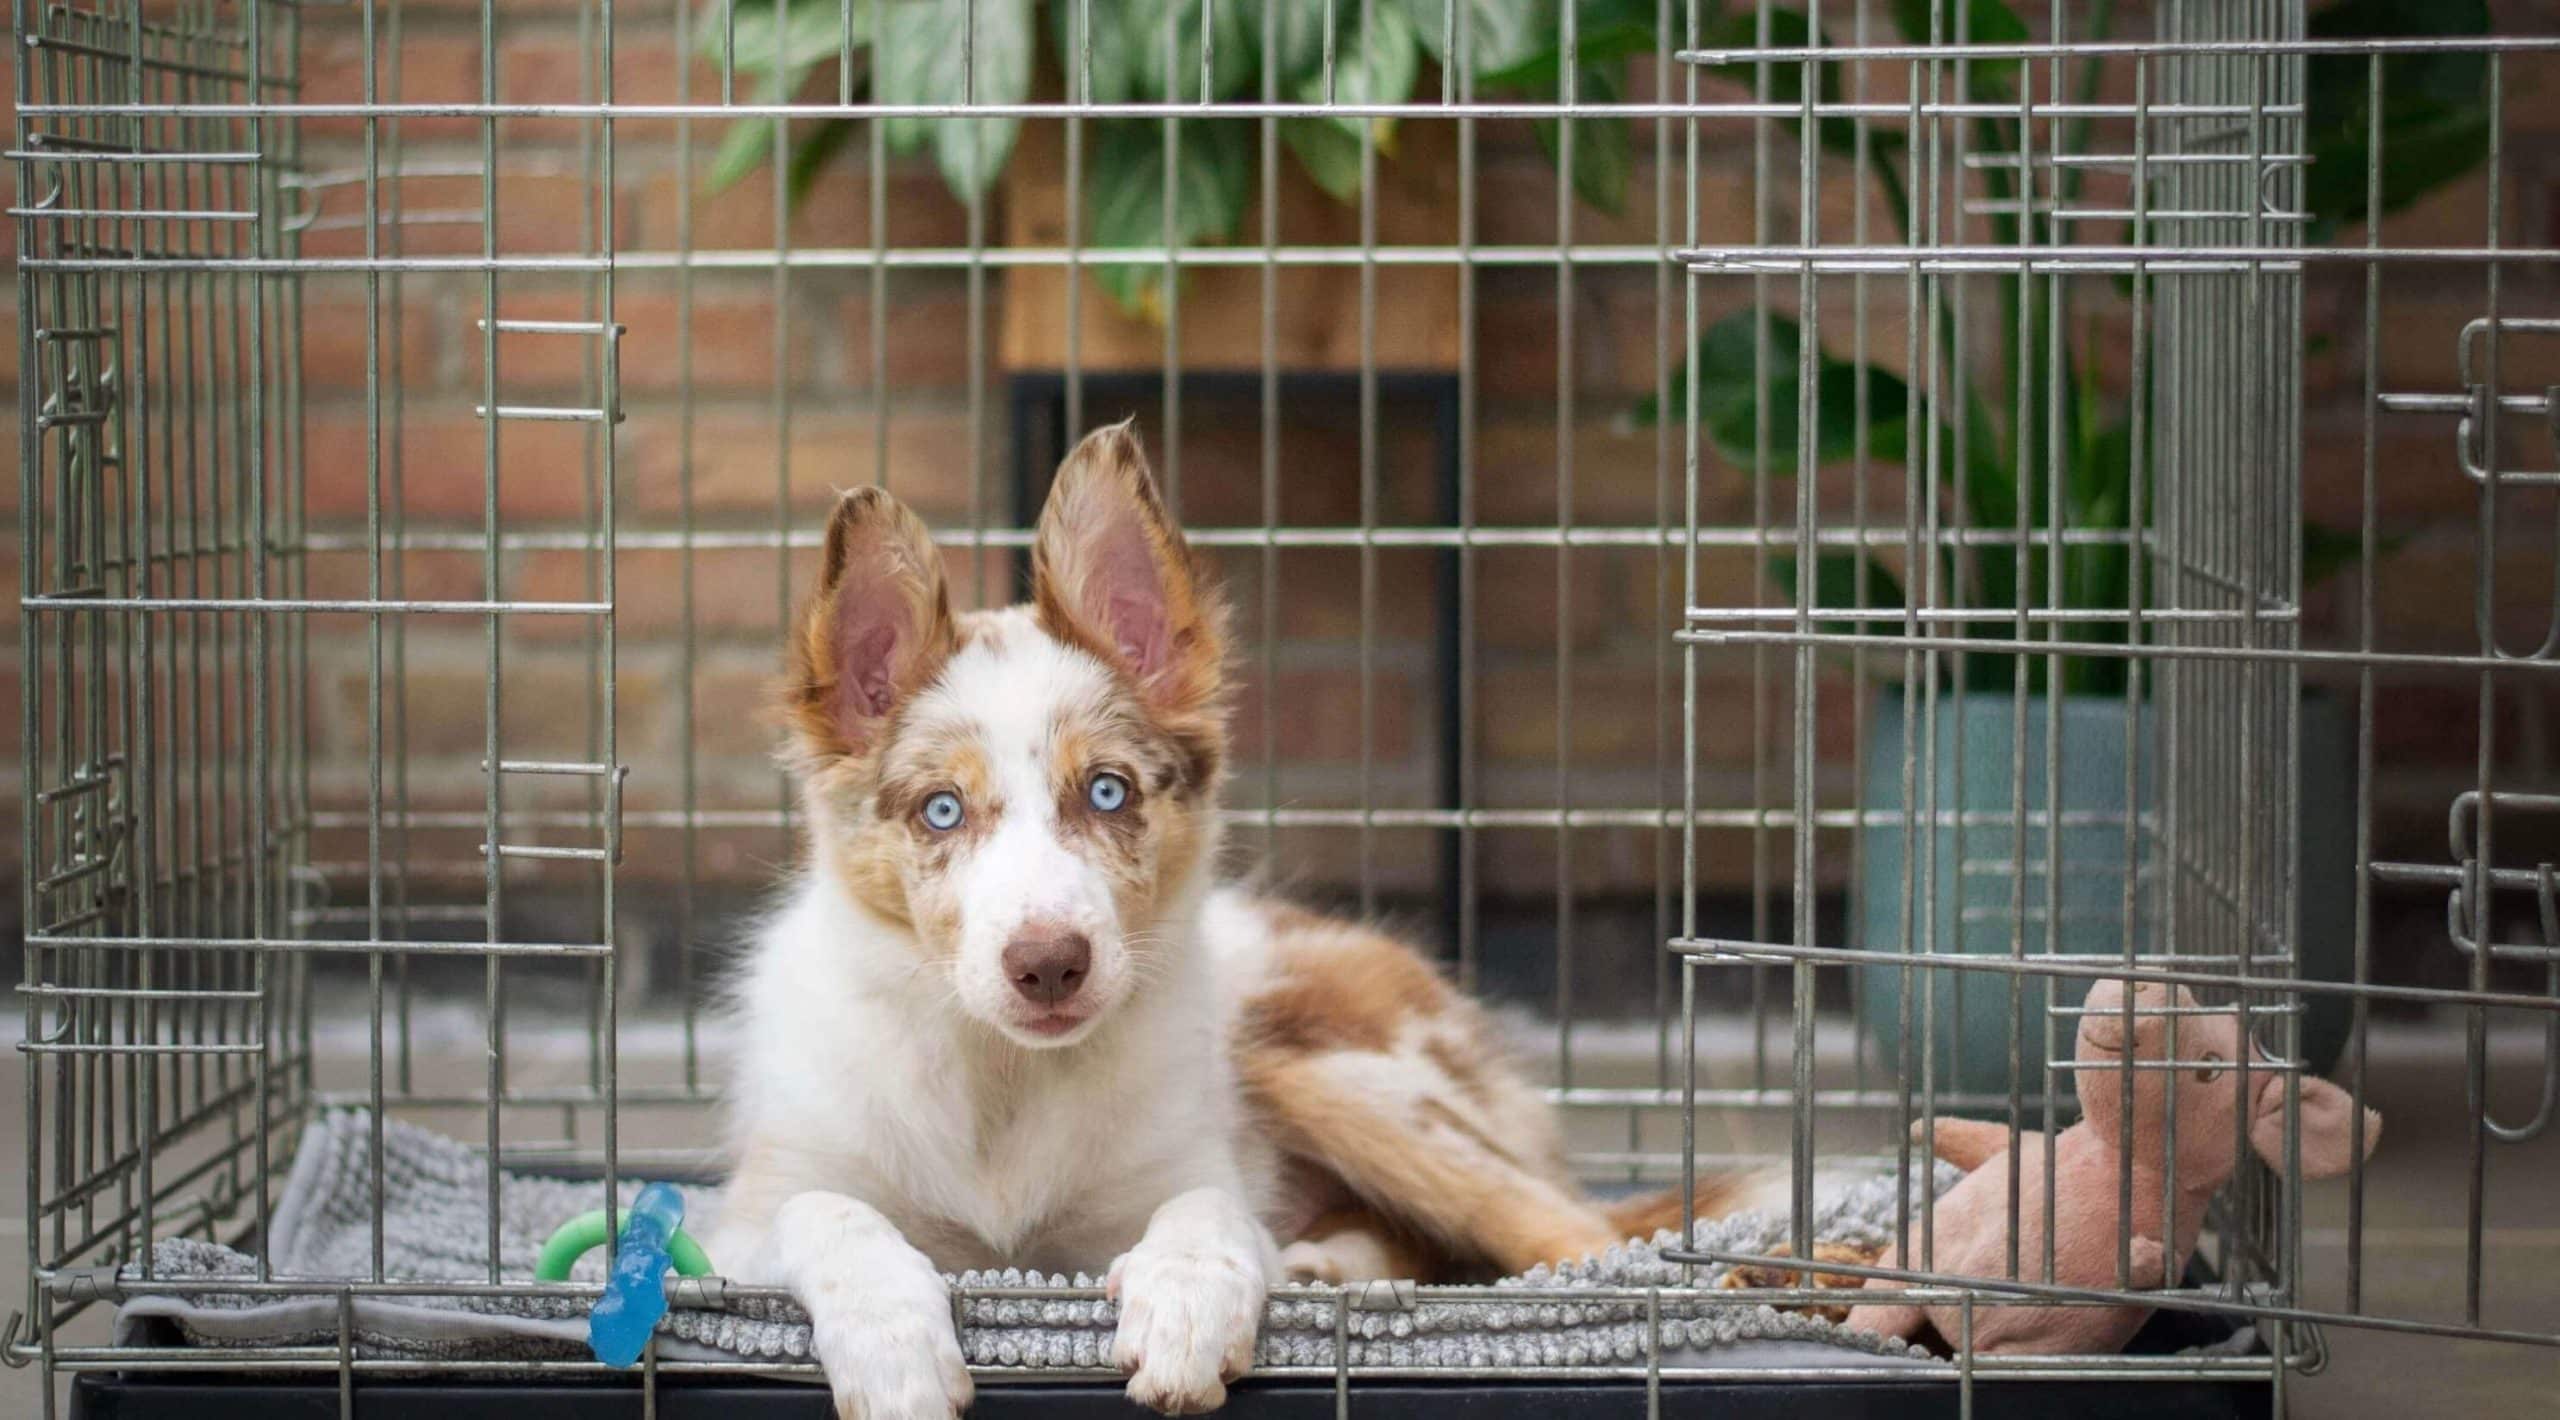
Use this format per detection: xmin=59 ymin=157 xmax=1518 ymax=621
xmin=15 ymin=0 xmax=2560 ymax=1417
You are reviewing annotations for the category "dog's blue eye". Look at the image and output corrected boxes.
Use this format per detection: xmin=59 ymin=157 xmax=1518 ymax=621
xmin=1087 ymin=773 xmax=1130 ymax=813
xmin=921 ymin=792 xmax=964 ymax=832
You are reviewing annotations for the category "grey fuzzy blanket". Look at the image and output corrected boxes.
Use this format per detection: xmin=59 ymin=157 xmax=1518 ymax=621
xmin=120 ymin=1110 xmax=1957 ymax=1371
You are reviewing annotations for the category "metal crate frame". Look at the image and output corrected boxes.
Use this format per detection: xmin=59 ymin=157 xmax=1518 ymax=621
xmin=14 ymin=0 xmax=2560 ymax=1415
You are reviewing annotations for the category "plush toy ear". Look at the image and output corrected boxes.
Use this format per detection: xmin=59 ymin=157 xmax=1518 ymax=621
xmin=1031 ymin=420 xmax=1228 ymax=721
xmin=2249 ymin=1073 xmax=2381 ymax=1179
xmin=786 ymin=487 xmax=956 ymax=763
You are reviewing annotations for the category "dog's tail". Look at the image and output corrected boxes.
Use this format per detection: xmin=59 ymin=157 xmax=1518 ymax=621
xmin=1599 ymin=1164 xmax=1822 ymax=1241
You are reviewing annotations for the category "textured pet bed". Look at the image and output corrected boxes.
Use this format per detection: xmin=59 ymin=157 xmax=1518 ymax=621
xmin=122 ymin=1109 xmax=1966 ymax=1371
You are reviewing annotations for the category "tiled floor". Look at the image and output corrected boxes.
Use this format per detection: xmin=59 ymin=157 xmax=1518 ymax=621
xmin=6 ymin=1008 xmax=2554 ymax=1415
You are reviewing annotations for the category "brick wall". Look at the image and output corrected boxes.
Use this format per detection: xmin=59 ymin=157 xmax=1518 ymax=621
xmin=7 ymin=2 xmax=2555 ymax=992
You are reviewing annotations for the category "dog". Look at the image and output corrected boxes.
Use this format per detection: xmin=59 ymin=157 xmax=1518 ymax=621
xmin=705 ymin=421 xmax=1776 ymax=1418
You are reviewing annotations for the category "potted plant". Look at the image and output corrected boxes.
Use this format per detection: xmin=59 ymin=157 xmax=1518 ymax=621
xmin=1635 ymin=0 xmax=2488 ymax=1100
xmin=698 ymin=0 xmax=1653 ymax=370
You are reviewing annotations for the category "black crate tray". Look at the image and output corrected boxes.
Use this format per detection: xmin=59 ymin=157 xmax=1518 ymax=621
xmin=77 ymin=1370 xmax=2271 ymax=1420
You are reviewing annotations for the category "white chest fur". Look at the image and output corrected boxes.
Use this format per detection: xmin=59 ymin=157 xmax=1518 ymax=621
xmin=715 ymin=876 xmax=1281 ymax=1274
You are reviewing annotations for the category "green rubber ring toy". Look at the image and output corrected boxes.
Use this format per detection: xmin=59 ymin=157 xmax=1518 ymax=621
xmin=534 ymin=1209 xmax=716 ymax=1283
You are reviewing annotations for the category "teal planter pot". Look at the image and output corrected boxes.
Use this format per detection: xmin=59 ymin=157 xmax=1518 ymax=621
xmin=1854 ymin=690 xmax=2354 ymax=1110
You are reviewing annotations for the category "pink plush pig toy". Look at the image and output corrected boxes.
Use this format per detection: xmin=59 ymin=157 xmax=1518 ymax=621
xmin=1843 ymin=979 xmax=2381 ymax=1355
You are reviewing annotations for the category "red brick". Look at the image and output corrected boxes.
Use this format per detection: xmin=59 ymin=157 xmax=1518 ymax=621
xmin=292 ymin=170 xmax=611 ymax=261
xmin=1232 ymin=666 xmax=1421 ymax=767
xmin=1473 ymin=416 xmax=1680 ymax=524
xmin=1476 ymin=275 xmax=1628 ymax=404
xmin=1480 ymin=662 xmax=1664 ymax=767
xmin=1473 ymin=546 xmax=1629 ymax=654
xmin=294 ymin=292 xmax=447 ymax=394
xmin=469 ymin=284 xmax=817 ymax=396
xmin=1222 ymin=546 xmax=1437 ymax=645
xmin=331 ymin=655 xmax=663 ymax=762
xmin=498 ymin=33 xmax=724 ymax=141
xmin=621 ymin=405 xmax=977 ymax=521
xmin=688 ymin=654 xmax=792 ymax=762
xmin=621 ymin=157 xmax=967 ymax=255
xmin=297 ymin=27 xmax=484 ymax=142
xmin=509 ymin=542 xmax=819 ymax=645
xmin=301 ymin=544 xmax=491 ymax=641
xmin=836 ymin=280 xmax=979 ymax=394
xmin=301 ymin=405 xmax=605 ymax=523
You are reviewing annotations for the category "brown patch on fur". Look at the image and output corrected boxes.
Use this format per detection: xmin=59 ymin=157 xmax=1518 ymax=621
xmin=1415 ymin=1096 xmax=1530 ymax=1173
xmin=1417 ymin=1033 xmax=1502 ymax=1115
xmin=1245 ymin=1043 xmax=1623 ymax=1278
xmin=1715 ymin=1241 xmax=1886 ymax=1324
xmin=1236 ymin=899 xmax=1629 ymax=1277
xmin=1239 ymin=897 xmax=1792 ymax=1281
xmin=1236 ymin=915 xmax=1453 ymax=1057
xmin=1030 ymin=420 xmax=1230 ymax=796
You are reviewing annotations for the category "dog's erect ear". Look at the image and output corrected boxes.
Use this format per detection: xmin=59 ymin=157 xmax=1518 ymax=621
xmin=1032 ymin=420 xmax=1227 ymax=720
xmin=788 ymin=487 xmax=956 ymax=762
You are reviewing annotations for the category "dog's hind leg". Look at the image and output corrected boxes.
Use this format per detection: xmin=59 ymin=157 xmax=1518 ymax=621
xmin=1240 ymin=1043 xmax=1623 ymax=1277
xmin=1276 ymin=1206 xmax=1444 ymax=1284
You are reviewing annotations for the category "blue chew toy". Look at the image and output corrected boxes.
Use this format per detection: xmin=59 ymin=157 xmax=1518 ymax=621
xmin=533 ymin=1181 xmax=715 ymax=1368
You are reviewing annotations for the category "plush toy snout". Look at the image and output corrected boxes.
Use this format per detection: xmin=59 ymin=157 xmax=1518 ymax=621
xmin=2248 ymin=1069 xmax=2381 ymax=1179
xmin=2077 ymin=978 xmax=2382 ymax=1183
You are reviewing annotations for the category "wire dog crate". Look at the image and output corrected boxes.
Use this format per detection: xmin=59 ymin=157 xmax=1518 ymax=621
xmin=14 ymin=0 xmax=2560 ymax=1416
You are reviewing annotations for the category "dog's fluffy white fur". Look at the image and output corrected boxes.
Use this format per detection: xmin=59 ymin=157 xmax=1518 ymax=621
xmin=709 ymin=864 xmax=1285 ymax=1416
xmin=709 ymin=425 xmax=1741 ymax=1419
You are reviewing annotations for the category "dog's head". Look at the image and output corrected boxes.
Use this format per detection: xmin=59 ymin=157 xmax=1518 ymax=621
xmin=783 ymin=421 xmax=1230 ymax=1048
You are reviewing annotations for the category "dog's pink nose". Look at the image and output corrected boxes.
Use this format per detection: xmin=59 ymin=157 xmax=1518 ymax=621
xmin=1003 ymin=929 xmax=1092 ymax=1005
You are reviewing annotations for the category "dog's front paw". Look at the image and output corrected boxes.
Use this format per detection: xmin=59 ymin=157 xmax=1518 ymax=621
xmin=806 ymin=1305 xmax=973 ymax=1420
xmin=1107 ymin=1241 xmax=1266 ymax=1414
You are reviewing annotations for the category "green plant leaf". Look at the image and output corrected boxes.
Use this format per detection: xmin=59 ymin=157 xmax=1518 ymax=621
xmin=706 ymin=113 xmax=781 ymax=195
xmin=1247 ymin=0 xmax=1331 ymax=81
xmin=697 ymin=0 xmax=866 ymax=199
xmin=1280 ymin=107 xmax=1365 ymax=200
xmin=2302 ymin=0 xmax=2490 ymax=240
xmin=1474 ymin=0 xmax=1656 ymax=90
xmin=785 ymin=115 xmax=860 ymax=204
xmin=1279 ymin=3 xmax=1420 ymax=200
xmin=1087 ymin=119 xmax=1253 ymax=318
xmin=1889 ymin=0 xmax=2027 ymax=86
xmin=1396 ymin=0 xmax=1552 ymax=80
xmin=876 ymin=0 xmax=1034 ymax=200
xmin=1532 ymin=64 xmax=1630 ymax=215
xmin=1636 ymin=310 xmax=1912 ymax=472
xmin=1063 ymin=0 xmax=1259 ymax=103
xmin=1695 ymin=8 xmax=1861 ymax=155
xmin=1303 ymin=1 xmax=1421 ymax=140
xmin=705 ymin=63 xmax=804 ymax=196
xmin=700 ymin=0 xmax=864 ymax=74
xmin=1772 ymin=550 xmax=1910 ymax=637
